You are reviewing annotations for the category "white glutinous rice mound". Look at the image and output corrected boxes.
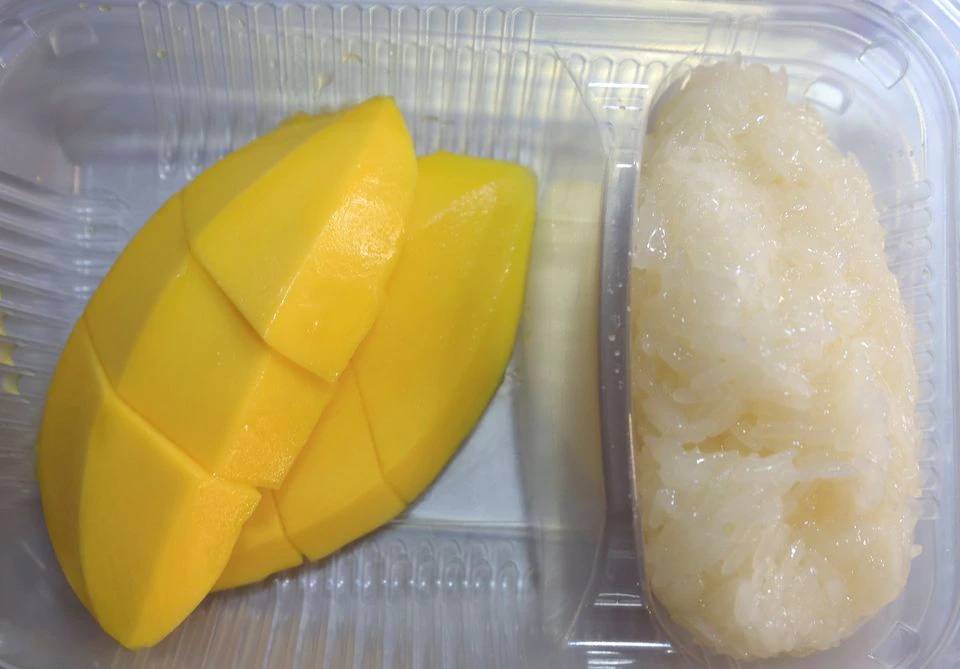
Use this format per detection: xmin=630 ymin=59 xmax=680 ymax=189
xmin=631 ymin=60 xmax=921 ymax=660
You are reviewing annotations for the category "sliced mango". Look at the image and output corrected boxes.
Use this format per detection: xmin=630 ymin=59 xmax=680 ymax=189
xmin=184 ymin=97 xmax=417 ymax=380
xmin=39 ymin=98 xmax=538 ymax=646
xmin=221 ymin=153 xmax=536 ymax=586
xmin=37 ymin=321 xmax=260 ymax=649
xmin=213 ymin=491 xmax=302 ymax=591
xmin=215 ymin=368 xmax=403 ymax=588
xmin=355 ymin=152 xmax=536 ymax=501
xmin=276 ymin=367 xmax=405 ymax=562
xmin=84 ymin=195 xmax=332 ymax=488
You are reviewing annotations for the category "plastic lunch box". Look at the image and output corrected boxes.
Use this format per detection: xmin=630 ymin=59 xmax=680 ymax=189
xmin=0 ymin=0 xmax=958 ymax=667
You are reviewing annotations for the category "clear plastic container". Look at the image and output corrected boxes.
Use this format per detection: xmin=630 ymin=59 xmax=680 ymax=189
xmin=0 ymin=1 xmax=958 ymax=667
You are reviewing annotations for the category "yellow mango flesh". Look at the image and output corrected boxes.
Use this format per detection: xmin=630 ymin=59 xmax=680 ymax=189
xmin=37 ymin=322 xmax=260 ymax=648
xmin=276 ymin=367 xmax=404 ymax=561
xmin=184 ymin=112 xmax=342 ymax=228
xmin=84 ymin=195 xmax=332 ymax=488
xmin=220 ymin=368 xmax=403 ymax=588
xmin=213 ymin=491 xmax=302 ymax=591
xmin=185 ymin=97 xmax=417 ymax=380
xmin=355 ymin=152 xmax=536 ymax=502
xmin=38 ymin=102 xmax=421 ymax=646
xmin=220 ymin=153 xmax=536 ymax=586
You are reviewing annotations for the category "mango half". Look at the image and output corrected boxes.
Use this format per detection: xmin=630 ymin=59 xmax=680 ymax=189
xmin=218 ymin=152 xmax=536 ymax=587
xmin=37 ymin=98 xmax=416 ymax=648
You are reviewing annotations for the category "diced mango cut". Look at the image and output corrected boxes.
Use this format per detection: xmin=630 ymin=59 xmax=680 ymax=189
xmin=184 ymin=97 xmax=417 ymax=380
xmin=213 ymin=491 xmax=302 ymax=591
xmin=277 ymin=367 xmax=404 ymax=561
xmin=354 ymin=153 xmax=536 ymax=502
xmin=84 ymin=195 xmax=332 ymax=488
xmin=37 ymin=321 xmax=260 ymax=649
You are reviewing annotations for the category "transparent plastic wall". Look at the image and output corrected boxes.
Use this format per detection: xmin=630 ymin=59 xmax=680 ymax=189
xmin=0 ymin=1 xmax=958 ymax=668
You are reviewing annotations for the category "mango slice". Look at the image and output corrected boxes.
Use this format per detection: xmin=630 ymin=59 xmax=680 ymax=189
xmin=220 ymin=153 xmax=536 ymax=586
xmin=276 ymin=367 xmax=405 ymax=561
xmin=355 ymin=152 xmax=536 ymax=501
xmin=214 ymin=491 xmax=302 ymax=591
xmin=37 ymin=322 xmax=260 ymax=649
xmin=184 ymin=97 xmax=417 ymax=380
xmin=84 ymin=195 xmax=332 ymax=488
xmin=220 ymin=368 xmax=403 ymax=588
